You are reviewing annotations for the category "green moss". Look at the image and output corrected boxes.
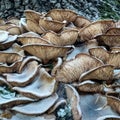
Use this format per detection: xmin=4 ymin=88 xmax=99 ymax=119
xmin=98 ymin=0 xmax=120 ymax=20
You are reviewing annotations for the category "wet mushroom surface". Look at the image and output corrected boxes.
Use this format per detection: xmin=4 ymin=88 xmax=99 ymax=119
xmin=0 ymin=9 xmax=120 ymax=120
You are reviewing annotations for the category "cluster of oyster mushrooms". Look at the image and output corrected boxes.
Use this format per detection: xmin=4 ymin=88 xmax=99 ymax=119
xmin=0 ymin=9 xmax=120 ymax=120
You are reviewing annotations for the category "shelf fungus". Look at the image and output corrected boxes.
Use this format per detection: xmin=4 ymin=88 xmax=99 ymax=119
xmin=45 ymin=9 xmax=77 ymax=23
xmin=18 ymin=36 xmax=49 ymax=45
xmin=39 ymin=17 xmax=66 ymax=32
xmin=73 ymin=15 xmax=91 ymax=28
xmin=79 ymin=65 xmax=114 ymax=84
xmin=105 ymin=27 xmax=120 ymax=35
xmin=66 ymin=84 xmax=82 ymax=120
xmin=11 ymin=93 xmax=58 ymax=115
xmin=89 ymin=47 xmax=120 ymax=68
xmin=106 ymin=92 xmax=120 ymax=114
xmin=22 ymin=44 xmax=73 ymax=64
xmin=12 ymin=68 xmax=56 ymax=99
xmin=95 ymin=35 xmax=120 ymax=47
xmin=56 ymin=53 xmax=103 ymax=83
xmin=42 ymin=29 xmax=78 ymax=46
xmin=79 ymin=20 xmax=115 ymax=41
xmin=4 ymin=61 xmax=39 ymax=87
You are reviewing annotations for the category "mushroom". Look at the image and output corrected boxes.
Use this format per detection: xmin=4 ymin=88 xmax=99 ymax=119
xmin=0 ymin=95 xmax=34 ymax=109
xmin=74 ymin=80 xmax=113 ymax=94
xmin=95 ymin=35 xmax=120 ymax=47
xmin=13 ymin=68 xmax=56 ymax=99
xmin=73 ymin=15 xmax=91 ymax=28
xmin=39 ymin=17 xmax=66 ymax=32
xmin=42 ymin=29 xmax=78 ymax=46
xmin=22 ymin=44 xmax=73 ymax=64
xmin=110 ymin=47 xmax=120 ymax=53
xmin=0 ymin=30 xmax=9 ymax=43
xmin=11 ymin=93 xmax=58 ymax=115
xmin=7 ymin=26 xmax=21 ymax=35
xmin=18 ymin=31 xmax=40 ymax=37
xmin=6 ymin=17 xmax=20 ymax=26
xmin=65 ymin=84 xmax=82 ymax=120
xmin=89 ymin=47 xmax=120 ymax=68
xmin=25 ymin=9 xmax=42 ymax=23
xmin=105 ymin=27 xmax=120 ymax=35
xmin=106 ymin=92 xmax=120 ymax=114
xmin=45 ymin=9 xmax=77 ymax=23
xmin=0 ymin=35 xmax=18 ymax=50
xmin=56 ymin=53 xmax=103 ymax=83
xmin=96 ymin=115 xmax=120 ymax=120
xmin=26 ymin=19 xmax=45 ymax=34
xmin=18 ymin=36 xmax=49 ymax=45
xmin=1 ymin=113 xmax=56 ymax=120
xmin=0 ymin=52 xmax=23 ymax=64
xmin=79 ymin=65 xmax=114 ymax=84
xmin=4 ymin=61 xmax=39 ymax=87
xmin=79 ymin=20 xmax=115 ymax=41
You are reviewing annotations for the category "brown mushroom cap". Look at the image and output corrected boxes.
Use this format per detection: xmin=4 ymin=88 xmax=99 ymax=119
xmin=25 ymin=9 xmax=42 ymax=23
xmin=95 ymin=35 xmax=120 ymax=47
xmin=79 ymin=20 xmax=115 ymax=41
xmin=73 ymin=15 xmax=91 ymax=28
xmin=18 ymin=37 xmax=50 ymax=45
xmin=39 ymin=17 xmax=66 ymax=32
xmin=11 ymin=93 xmax=58 ymax=115
xmin=42 ymin=29 xmax=78 ymax=46
xmin=89 ymin=47 xmax=120 ymax=68
xmin=105 ymin=28 xmax=120 ymax=35
xmin=7 ymin=26 xmax=21 ymax=35
xmin=22 ymin=44 xmax=73 ymax=64
xmin=106 ymin=92 xmax=120 ymax=114
xmin=4 ymin=61 xmax=39 ymax=87
xmin=79 ymin=65 xmax=114 ymax=83
xmin=45 ymin=9 xmax=77 ymax=23
xmin=66 ymin=84 xmax=82 ymax=120
xmin=26 ymin=19 xmax=45 ymax=34
xmin=18 ymin=31 xmax=40 ymax=37
xmin=0 ymin=52 xmax=23 ymax=64
xmin=7 ymin=17 xmax=20 ymax=26
xmin=56 ymin=53 xmax=103 ymax=83
xmin=13 ymin=68 xmax=56 ymax=99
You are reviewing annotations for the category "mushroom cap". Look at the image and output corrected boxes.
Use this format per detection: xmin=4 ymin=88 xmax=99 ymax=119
xmin=13 ymin=68 xmax=56 ymax=99
xmin=73 ymin=15 xmax=91 ymax=28
xmin=79 ymin=65 xmax=114 ymax=83
xmin=18 ymin=37 xmax=49 ymax=45
xmin=42 ymin=29 xmax=78 ymax=46
xmin=26 ymin=19 xmax=45 ymax=34
xmin=11 ymin=93 xmax=58 ymax=115
xmin=56 ymin=53 xmax=103 ymax=83
xmin=0 ymin=30 xmax=9 ymax=43
xmin=107 ymin=92 xmax=120 ymax=114
xmin=95 ymin=35 xmax=120 ymax=47
xmin=4 ymin=61 xmax=39 ymax=87
xmin=7 ymin=26 xmax=21 ymax=35
xmin=79 ymin=20 xmax=115 ymax=41
xmin=22 ymin=44 xmax=73 ymax=64
xmin=39 ymin=17 xmax=66 ymax=32
xmin=105 ymin=27 xmax=120 ymax=35
xmin=65 ymin=84 xmax=82 ymax=120
xmin=25 ymin=9 xmax=42 ymax=23
xmin=96 ymin=115 xmax=120 ymax=120
xmin=45 ymin=9 xmax=77 ymax=23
